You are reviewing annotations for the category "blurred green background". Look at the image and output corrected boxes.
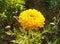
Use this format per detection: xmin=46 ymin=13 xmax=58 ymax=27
xmin=0 ymin=0 xmax=60 ymax=44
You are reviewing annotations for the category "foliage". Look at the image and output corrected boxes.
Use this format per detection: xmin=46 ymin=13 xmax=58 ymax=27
xmin=0 ymin=0 xmax=25 ymax=27
xmin=6 ymin=25 xmax=50 ymax=44
xmin=0 ymin=0 xmax=60 ymax=44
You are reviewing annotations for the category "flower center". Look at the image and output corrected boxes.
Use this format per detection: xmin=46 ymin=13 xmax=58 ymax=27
xmin=30 ymin=15 xmax=35 ymax=17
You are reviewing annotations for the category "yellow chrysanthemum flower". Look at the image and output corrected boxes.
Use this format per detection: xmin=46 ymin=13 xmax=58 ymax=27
xmin=18 ymin=9 xmax=45 ymax=29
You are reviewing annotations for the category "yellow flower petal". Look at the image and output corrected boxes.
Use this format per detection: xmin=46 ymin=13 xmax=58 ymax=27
xmin=18 ymin=9 xmax=45 ymax=29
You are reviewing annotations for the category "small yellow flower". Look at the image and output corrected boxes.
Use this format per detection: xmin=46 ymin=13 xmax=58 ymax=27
xmin=18 ymin=9 xmax=45 ymax=29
